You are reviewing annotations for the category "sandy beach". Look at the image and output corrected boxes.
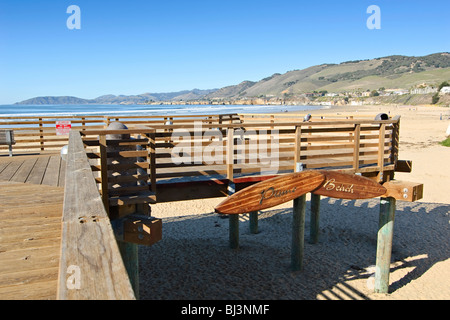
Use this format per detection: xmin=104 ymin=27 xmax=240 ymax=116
xmin=139 ymin=104 xmax=450 ymax=300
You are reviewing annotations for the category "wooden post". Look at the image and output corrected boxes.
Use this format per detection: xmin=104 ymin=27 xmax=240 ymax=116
xmin=309 ymin=193 xmax=321 ymax=244
xmin=377 ymin=123 xmax=386 ymax=182
xmin=148 ymin=129 xmax=157 ymax=195
xmin=99 ymin=134 xmax=109 ymax=215
xmin=229 ymin=214 xmax=239 ymax=249
xmin=226 ymin=127 xmax=234 ymax=181
xmin=226 ymin=127 xmax=240 ymax=248
xmin=104 ymin=123 xmax=141 ymax=298
xmin=39 ymin=117 xmax=44 ymax=151
xmin=117 ymin=240 xmax=139 ymax=299
xmin=291 ymin=162 xmax=306 ymax=271
xmin=249 ymin=211 xmax=258 ymax=234
xmin=375 ymin=197 xmax=396 ymax=293
xmin=227 ymin=179 xmax=239 ymax=249
xmin=391 ymin=116 xmax=401 ymax=169
xmin=103 ymin=116 xmax=110 ymax=128
xmin=292 ymin=194 xmax=306 ymax=271
xmin=353 ymin=124 xmax=361 ymax=172
xmin=294 ymin=125 xmax=302 ymax=171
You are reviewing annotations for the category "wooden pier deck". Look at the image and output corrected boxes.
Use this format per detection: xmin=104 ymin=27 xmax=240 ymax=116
xmin=0 ymin=154 xmax=64 ymax=299
xmin=0 ymin=154 xmax=65 ymax=187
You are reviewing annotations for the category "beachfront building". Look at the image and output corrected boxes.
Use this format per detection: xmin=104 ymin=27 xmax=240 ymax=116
xmin=410 ymin=86 xmax=438 ymax=94
xmin=440 ymin=86 xmax=450 ymax=94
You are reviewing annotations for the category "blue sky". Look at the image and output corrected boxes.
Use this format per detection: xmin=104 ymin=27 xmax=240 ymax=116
xmin=0 ymin=0 xmax=449 ymax=104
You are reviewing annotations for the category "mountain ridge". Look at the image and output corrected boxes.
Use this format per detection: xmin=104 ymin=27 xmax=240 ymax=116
xmin=15 ymin=52 xmax=450 ymax=105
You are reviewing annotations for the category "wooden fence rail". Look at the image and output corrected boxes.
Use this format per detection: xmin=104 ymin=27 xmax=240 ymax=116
xmin=79 ymin=117 xmax=400 ymax=203
xmin=0 ymin=113 xmax=387 ymax=155
xmin=0 ymin=114 xmax=241 ymax=154
xmin=57 ymin=130 xmax=136 ymax=300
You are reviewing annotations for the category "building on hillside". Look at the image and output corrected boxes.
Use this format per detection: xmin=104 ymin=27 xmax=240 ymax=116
xmin=410 ymin=86 xmax=438 ymax=94
xmin=385 ymin=89 xmax=409 ymax=95
xmin=440 ymin=86 xmax=450 ymax=94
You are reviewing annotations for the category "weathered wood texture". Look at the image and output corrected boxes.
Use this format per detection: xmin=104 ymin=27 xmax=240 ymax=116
xmin=215 ymin=171 xmax=325 ymax=214
xmin=2 ymin=114 xmax=399 ymax=186
xmin=382 ymin=180 xmax=423 ymax=202
xmin=0 ymin=155 xmax=65 ymax=187
xmin=312 ymin=170 xmax=387 ymax=199
xmin=82 ymin=130 xmax=157 ymax=217
xmin=0 ymin=114 xmax=240 ymax=154
xmin=57 ymin=130 xmax=135 ymax=300
xmin=80 ymin=115 xmax=400 ymax=203
xmin=0 ymin=181 xmax=64 ymax=299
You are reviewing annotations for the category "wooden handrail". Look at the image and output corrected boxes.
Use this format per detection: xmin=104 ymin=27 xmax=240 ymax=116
xmin=80 ymin=117 xmax=399 ymax=194
xmin=0 ymin=113 xmax=240 ymax=152
xmin=0 ymin=113 xmax=399 ymax=154
xmin=57 ymin=130 xmax=135 ymax=300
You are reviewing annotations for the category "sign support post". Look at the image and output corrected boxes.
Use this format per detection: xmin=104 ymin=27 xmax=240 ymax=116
xmin=309 ymin=193 xmax=321 ymax=244
xmin=375 ymin=197 xmax=396 ymax=293
xmin=291 ymin=194 xmax=306 ymax=271
xmin=249 ymin=211 xmax=258 ymax=234
xmin=291 ymin=162 xmax=306 ymax=271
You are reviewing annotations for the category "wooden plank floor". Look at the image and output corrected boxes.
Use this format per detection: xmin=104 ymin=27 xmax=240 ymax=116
xmin=0 ymin=154 xmax=65 ymax=187
xmin=0 ymin=154 xmax=65 ymax=299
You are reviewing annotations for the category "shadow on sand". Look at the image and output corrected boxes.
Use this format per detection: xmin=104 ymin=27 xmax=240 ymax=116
xmin=138 ymin=198 xmax=449 ymax=300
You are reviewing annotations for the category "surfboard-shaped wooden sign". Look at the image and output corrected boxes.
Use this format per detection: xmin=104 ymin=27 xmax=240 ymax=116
xmin=312 ymin=170 xmax=387 ymax=200
xmin=215 ymin=171 xmax=325 ymax=214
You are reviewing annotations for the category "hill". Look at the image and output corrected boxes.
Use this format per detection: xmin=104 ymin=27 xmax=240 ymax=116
xmin=15 ymin=52 xmax=450 ymax=105
xmin=15 ymin=89 xmax=218 ymax=105
xmin=208 ymin=52 xmax=450 ymax=99
xmin=16 ymin=96 xmax=94 ymax=105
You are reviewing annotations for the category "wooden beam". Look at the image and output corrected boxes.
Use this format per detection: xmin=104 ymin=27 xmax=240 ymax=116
xmin=353 ymin=124 xmax=360 ymax=172
xmin=117 ymin=241 xmax=139 ymax=299
xmin=58 ymin=131 xmax=135 ymax=300
xmin=382 ymin=180 xmax=423 ymax=202
xmin=377 ymin=123 xmax=386 ymax=182
xmin=112 ymin=214 xmax=162 ymax=246
xmin=309 ymin=193 xmax=321 ymax=244
xmin=226 ymin=127 xmax=234 ymax=181
xmin=294 ymin=126 xmax=302 ymax=170
xmin=249 ymin=211 xmax=258 ymax=234
xmin=395 ymin=160 xmax=412 ymax=173
xmin=229 ymin=214 xmax=239 ymax=249
xmin=99 ymin=134 xmax=109 ymax=214
xmin=291 ymin=194 xmax=306 ymax=271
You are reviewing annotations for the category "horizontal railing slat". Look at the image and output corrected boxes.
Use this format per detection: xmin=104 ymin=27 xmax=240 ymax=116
xmin=58 ymin=130 xmax=135 ymax=300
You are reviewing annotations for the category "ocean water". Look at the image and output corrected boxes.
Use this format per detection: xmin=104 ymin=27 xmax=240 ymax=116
xmin=0 ymin=103 xmax=325 ymax=117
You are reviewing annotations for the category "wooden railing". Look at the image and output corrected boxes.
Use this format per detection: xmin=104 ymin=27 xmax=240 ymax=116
xmin=81 ymin=128 xmax=157 ymax=219
xmin=0 ymin=114 xmax=241 ymax=154
xmin=56 ymin=115 xmax=403 ymax=299
xmin=0 ymin=115 xmax=106 ymax=152
xmin=57 ymin=130 xmax=136 ymax=300
xmin=79 ymin=116 xmax=401 ymax=203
